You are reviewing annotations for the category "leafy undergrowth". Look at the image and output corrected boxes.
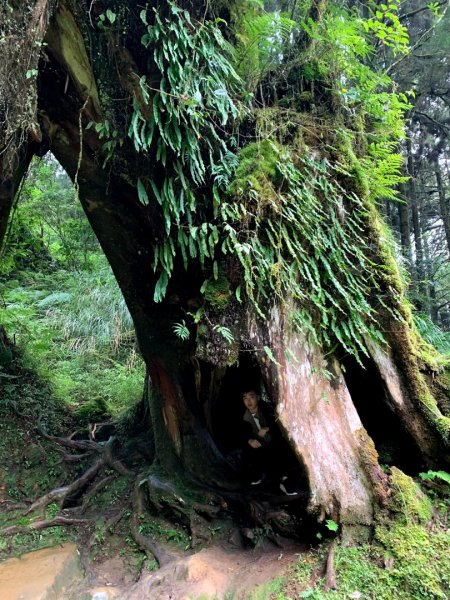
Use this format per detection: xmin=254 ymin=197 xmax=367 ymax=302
xmin=0 ymin=264 xmax=145 ymax=423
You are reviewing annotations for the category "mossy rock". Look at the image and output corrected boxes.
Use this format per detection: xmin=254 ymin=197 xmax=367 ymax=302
xmin=75 ymin=398 xmax=110 ymax=423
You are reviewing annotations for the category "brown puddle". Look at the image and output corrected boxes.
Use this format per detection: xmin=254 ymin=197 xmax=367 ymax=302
xmin=0 ymin=543 xmax=83 ymax=600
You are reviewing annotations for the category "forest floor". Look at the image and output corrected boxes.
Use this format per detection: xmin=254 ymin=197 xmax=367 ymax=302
xmin=0 ymin=404 xmax=311 ymax=599
xmin=1 ymin=365 xmax=449 ymax=600
xmin=0 ymin=536 xmax=306 ymax=599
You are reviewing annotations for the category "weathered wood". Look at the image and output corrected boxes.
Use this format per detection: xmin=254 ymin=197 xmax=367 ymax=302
xmin=247 ymin=304 xmax=385 ymax=530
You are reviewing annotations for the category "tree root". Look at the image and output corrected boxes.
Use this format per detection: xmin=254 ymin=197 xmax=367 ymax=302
xmin=1 ymin=424 xmax=137 ymax=542
xmin=37 ymin=422 xmax=103 ymax=454
xmin=0 ymin=501 xmax=31 ymax=512
xmin=130 ymin=475 xmax=175 ymax=567
xmin=146 ymin=473 xmax=186 ymax=508
xmin=77 ymin=474 xmax=117 ymax=514
xmin=2 ymin=515 xmax=93 ymax=536
xmin=324 ymin=538 xmax=338 ymax=590
xmin=24 ymin=457 xmax=105 ymax=516
xmin=55 ymin=450 xmax=94 ymax=464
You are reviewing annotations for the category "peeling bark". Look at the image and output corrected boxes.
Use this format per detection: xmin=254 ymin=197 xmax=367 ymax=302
xmin=247 ymin=305 xmax=383 ymax=529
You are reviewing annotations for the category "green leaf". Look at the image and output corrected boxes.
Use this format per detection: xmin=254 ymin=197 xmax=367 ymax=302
xmin=137 ymin=178 xmax=149 ymax=206
xmin=325 ymin=519 xmax=339 ymax=532
xmin=419 ymin=470 xmax=450 ymax=485
xmin=106 ymin=9 xmax=116 ymax=23
xmin=213 ymin=325 xmax=234 ymax=344
xmin=263 ymin=346 xmax=280 ymax=366
xmin=173 ymin=320 xmax=190 ymax=341
xmin=154 ymin=271 xmax=169 ymax=303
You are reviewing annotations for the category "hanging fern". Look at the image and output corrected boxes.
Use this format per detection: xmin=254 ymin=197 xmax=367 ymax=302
xmin=124 ymin=0 xmax=411 ymax=361
xmin=131 ymin=1 xmax=242 ymax=302
xmin=222 ymin=142 xmax=390 ymax=360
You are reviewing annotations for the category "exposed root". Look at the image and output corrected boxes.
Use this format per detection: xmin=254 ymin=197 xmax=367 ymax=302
xmin=130 ymin=475 xmax=175 ymax=567
xmin=0 ymin=423 xmax=138 ymax=546
xmin=77 ymin=474 xmax=117 ymax=514
xmin=37 ymin=422 xmax=103 ymax=454
xmin=24 ymin=457 xmax=105 ymax=516
xmin=2 ymin=515 xmax=92 ymax=536
xmin=103 ymin=437 xmax=136 ymax=478
xmin=0 ymin=501 xmax=32 ymax=512
xmin=324 ymin=538 xmax=338 ymax=590
xmin=146 ymin=473 xmax=186 ymax=507
xmin=55 ymin=450 xmax=94 ymax=464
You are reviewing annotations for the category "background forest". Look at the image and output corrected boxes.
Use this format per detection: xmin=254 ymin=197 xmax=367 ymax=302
xmin=0 ymin=157 xmax=145 ymax=425
xmin=0 ymin=0 xmax=450 ymax=598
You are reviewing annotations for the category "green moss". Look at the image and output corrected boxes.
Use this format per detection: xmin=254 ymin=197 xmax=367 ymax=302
xmin=203 ymin=271 xmax=231 ymax=313
xmin=279 ymin=470 xmax=444 ymax=598
xmin=279 ymin=518 xmax=450 ymax=599
xmin=389 ymin=467 xmax=433 ymax=525
xmin=375 ymin=523 xmax=450 ymax=599
xmin=231 ymin=140 xmax=284 ymax=204
xmin=336 ymin=127 xmax=450 ymax=449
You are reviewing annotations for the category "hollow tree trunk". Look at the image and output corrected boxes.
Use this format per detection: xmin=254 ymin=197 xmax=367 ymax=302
xmin=0 ymin=0 xmax=449 ymax=538
xmin=246 ymin=304 xmax=386 ymax=533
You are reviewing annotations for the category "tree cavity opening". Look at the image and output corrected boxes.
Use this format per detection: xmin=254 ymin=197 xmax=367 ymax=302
xmin=340 ymin=353 xmax=425 ymax=474
xmin=210 ymin=352 xmax=307 ymax=496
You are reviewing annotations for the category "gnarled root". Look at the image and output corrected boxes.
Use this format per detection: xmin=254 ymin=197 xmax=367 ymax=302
xmin=130 ymin=475 xmax=175 ymax=567
xmin=2 ymin=515 xmax=93 ymax=536
xmin=1 ymin=425 xmax=136 ymax=539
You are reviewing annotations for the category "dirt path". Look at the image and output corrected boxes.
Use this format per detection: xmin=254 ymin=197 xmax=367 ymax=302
xmin=0 ymin=540 xmax=305 ymax=599
xmin=0 ymin=544 xmax=83 ymax=600
xmin=123 ymin=541 xmax=305 ymax=599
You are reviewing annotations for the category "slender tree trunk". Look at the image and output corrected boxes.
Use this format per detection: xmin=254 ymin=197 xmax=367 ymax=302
xmin=406 ymin=138 xmax=426 ymax=308
xmin=434 ymin=157 xmax=450 ymax=256
xmin=398 ymin=183 xmax=412 ymax=265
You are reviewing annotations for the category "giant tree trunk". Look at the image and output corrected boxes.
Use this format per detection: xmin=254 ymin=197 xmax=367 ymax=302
xmin=0 ymin=0 xmax=449 ymax=539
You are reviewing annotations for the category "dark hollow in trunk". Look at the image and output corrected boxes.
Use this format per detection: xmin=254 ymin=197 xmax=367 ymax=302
xmin=341 ymin=354 xmax=426 ymax=475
